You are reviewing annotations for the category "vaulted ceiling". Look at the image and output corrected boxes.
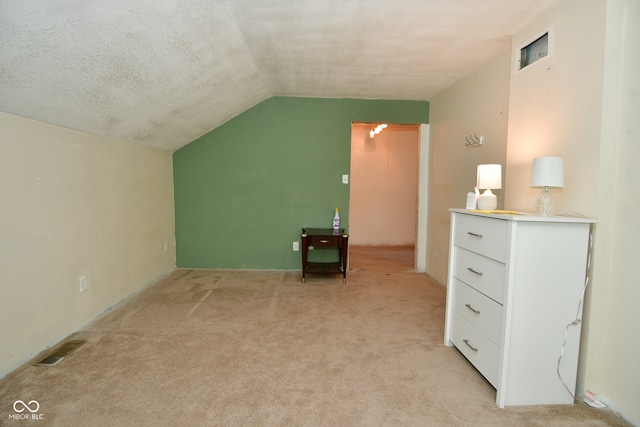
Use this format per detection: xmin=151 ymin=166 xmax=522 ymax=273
xmin=0 ymin=0 xmax=558 ymax=151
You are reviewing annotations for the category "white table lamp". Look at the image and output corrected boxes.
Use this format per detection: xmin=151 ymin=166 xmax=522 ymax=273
xmin=530 ymin=156 xmax=564 ymax=216
xmin=476 ymin=164 xmax=502 ymax=210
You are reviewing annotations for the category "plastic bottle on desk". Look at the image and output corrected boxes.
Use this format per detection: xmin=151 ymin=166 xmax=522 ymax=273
xmin=333 ymin=208 xmax=340 ymax=230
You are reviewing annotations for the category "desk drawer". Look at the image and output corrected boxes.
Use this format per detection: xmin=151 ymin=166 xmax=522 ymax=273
xmin=451 ymin=278 xmax=503 ymax=346
xmin=453 ymin=213 xmax=507 ymax=262
xmin=450 ymin=310 xmax=500 ymax=388
xmin=453 ymin=246 xmax=506 ymax=304
xmin=308 ymin=235 xmax=340 ymax=247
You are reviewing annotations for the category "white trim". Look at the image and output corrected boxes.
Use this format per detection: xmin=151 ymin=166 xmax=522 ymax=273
xmin=416 ymin=123 xmax=430 ymax=272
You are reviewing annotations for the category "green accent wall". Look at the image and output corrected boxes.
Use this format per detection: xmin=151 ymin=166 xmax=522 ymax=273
xmin=173 ymin=97 xmax=429 ymax=269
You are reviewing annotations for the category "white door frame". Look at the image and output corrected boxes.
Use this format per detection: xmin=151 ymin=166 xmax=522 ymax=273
xmin=415 ymin=123 xmax=430 ymax=272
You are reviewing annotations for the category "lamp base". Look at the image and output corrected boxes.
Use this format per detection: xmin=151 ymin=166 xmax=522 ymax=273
xmin=477 ymin=189 xmax=497 ymax=211
xmin=534 ymin=187 xmax=556 ymax=216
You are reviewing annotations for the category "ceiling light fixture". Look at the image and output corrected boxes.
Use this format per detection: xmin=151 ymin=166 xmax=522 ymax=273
xmin=369 ymin=123 xmax=387 ymax=138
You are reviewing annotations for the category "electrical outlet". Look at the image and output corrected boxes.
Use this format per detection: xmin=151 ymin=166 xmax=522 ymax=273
xmin=293 ymin=241 xmax=299 ymax=251
xmin=79 ymin=276 xmax=88 ymax=293
xmin=342 ymin=174 xmax=349 ymax=184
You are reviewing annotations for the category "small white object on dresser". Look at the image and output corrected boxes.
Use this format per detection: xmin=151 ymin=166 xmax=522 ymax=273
xmin=444 ymin=209 xmax=596 ymax=407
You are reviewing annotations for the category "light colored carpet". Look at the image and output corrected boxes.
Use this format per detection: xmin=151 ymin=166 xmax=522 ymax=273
xmin=0 ymin=246 xmax=630 ymax=426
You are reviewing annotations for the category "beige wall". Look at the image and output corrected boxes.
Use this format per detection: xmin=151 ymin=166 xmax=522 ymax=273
xmin=504 ymin=0 xmax=606 ymax=215
xmin=426 ymin=48 xmax=511 ymax=284
xmin=349 ymin=125 xmax=419 ymax=246
xmin=583 ymin=0 xmax=639 ymax=423
xmin=506 ymin=1 xmax=639 ymax=424
xmin=428 ymin=0 xmax=639 ymax=424
xmin=0 ymin=112 xmax=176 ymax=377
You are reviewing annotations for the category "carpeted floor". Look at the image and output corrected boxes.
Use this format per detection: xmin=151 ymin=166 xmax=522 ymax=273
xmin=0 ymin=246 xmax=630 ymax=426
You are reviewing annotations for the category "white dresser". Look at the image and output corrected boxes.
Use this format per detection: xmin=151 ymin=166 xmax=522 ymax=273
xmin=444 ymin=209 xmax=595 ymax=407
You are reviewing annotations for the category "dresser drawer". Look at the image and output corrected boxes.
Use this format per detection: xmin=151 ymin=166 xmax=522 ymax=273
xmin=307 ymin=235 xmax=340 ymax=247
xmin=449 ymin=311 xmax=500 ymax=388
xmin=453 ymin=213 xmax=508 ymax=262
xmin=451 ymin=278 xmax=503 ymax=346
xmin=453 ymin=246 xmax=506 ymax=304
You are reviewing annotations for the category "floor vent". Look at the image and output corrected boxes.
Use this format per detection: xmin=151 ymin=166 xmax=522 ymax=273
xmin=35 ymin=340 xmax=85 ymax=366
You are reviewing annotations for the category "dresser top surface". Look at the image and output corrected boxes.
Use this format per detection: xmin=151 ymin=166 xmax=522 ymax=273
xmin=450 ymin=208 xmax=596 ymax=224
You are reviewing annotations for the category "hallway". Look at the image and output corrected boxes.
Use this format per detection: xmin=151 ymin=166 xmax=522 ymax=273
xmin=348 ymin=245 xmax=415 ymax=273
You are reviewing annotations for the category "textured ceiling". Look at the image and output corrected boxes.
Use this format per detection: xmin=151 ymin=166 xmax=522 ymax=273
xmin=0 ymin=0 xmax=558 ymax=151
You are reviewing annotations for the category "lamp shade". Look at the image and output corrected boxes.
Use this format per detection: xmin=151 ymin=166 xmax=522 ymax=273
xmin=530 ymin=157 xmax=564 ymax=188
xmin=477 ymin=164 xmax=502 ymax=190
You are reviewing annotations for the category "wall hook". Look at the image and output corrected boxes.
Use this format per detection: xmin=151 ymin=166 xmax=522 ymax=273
xmin=465 ymin=134 xmax=484 ymax=148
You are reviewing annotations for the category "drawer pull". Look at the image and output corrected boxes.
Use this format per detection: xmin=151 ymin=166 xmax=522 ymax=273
xmin=467 ymin=267 xmax=483 ymax=276
xmin=320 ymin=240 xmax=330 ymax=243
xmin=463 ymin=339 xmax=478 ymax=352
xmin=465 ymin=303 xmax=481 ymax=314
xmin=467 ymin=231 xmax=483 ymax=238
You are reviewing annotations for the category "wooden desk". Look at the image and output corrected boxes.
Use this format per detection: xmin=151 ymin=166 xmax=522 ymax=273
xmin=301 ymin=228 xmax=348 ymax=283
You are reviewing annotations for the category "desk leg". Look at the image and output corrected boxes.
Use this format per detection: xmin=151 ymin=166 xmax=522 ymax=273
xmin=301 ymin=234 xmax=308 ymax=283
xmin=341 ymin=234 xmax=349 ymax=283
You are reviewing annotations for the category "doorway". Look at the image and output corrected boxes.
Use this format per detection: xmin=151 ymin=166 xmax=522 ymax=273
xmin=349 ymin=122 xmax=425 ymax=271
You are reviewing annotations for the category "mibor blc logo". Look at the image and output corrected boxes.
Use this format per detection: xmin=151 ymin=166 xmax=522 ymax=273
xmin=9 ymin=400 xmax=44 ymax=420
